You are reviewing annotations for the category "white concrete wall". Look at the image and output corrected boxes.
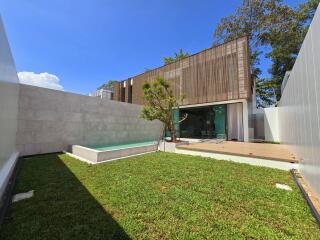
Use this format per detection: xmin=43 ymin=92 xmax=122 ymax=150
xmin=264 ymin=107 xmax=279 ymax=142
xmin=17 ymin=84 xmax=163 ymax=156
xmin=249 ymin=111 xmax=265 ymax=141
xmin=242 ymin=100 xmax=249 ymax=142
xmin=278 ymin=4 xmax=320 ymax=198
xmin=254 ymin=113 xmax=265 ymax=140
xmin=0 ymin=16 xmax=20 ymax=199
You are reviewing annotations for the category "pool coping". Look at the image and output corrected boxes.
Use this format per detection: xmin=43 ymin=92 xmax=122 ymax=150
xmin=64 ymin=150 xmax=157 ymax=165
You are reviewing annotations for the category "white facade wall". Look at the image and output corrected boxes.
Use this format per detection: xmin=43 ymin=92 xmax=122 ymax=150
xmin=264 ymin=107 xmax=279 ymax=142
xmin=279 ymin=5 xmax=320 ymax=198
xmin=242 ymin=100 xmax=249 ymax=142
xmin=0 ymin=17 xmax=20 ymax=199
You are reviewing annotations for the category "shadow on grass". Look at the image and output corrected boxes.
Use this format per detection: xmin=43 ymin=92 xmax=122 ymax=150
xmin=0 ymin=154 xmax=131 ymax=240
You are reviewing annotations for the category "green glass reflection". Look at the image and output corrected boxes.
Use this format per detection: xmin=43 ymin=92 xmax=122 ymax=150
xmin=212 ymin=105 xmax=226 ymax=138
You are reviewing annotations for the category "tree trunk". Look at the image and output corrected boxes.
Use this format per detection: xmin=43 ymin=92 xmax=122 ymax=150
xmin=171 ymin=123 xmax=177 ymax=142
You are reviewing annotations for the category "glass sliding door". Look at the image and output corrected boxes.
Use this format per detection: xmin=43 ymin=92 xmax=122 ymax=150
xmin=169 ymin=103 xmax=244 ymax=141
xmin=179 ymin=104 xmax=226 ymax=139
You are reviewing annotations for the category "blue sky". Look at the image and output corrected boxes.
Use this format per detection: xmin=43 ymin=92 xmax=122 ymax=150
xmin=0 ymin=0 xmax=305 ymax=94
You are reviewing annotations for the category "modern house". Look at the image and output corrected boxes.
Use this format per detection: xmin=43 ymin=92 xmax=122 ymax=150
xmin=89 ymin=88 xmax=113 ymax=100
xmin=112 ymin=36 xmax=252 ymax=141
xmin=1 ymin=4 xmax=320 ymax=234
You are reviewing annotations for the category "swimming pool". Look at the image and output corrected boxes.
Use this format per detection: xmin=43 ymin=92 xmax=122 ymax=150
xmin=90 ymin=141 xmax=157 ymax=151
xmin=71 ymin=140 xmax=158 ymax=163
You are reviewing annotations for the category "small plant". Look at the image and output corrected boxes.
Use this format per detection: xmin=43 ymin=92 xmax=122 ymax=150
xmin=164 ymin=49 xmax=189 ymax=65
xmin=141 ymin=77 xmax=187 ymax=142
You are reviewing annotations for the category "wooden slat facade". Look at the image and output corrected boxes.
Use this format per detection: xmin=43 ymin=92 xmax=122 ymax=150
xmin=114 ymin=36 xmax=251 ymax=105
xmin=113 ymin=82 xmax=120 ymax=102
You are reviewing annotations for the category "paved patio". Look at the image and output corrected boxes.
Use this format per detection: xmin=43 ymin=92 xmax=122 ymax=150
xmin=177 ymin=141 xmax=298 ymax=163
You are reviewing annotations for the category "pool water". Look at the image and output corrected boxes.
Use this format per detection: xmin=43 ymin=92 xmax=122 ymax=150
xmin=90 ymin=141 xmax=157 ymax=151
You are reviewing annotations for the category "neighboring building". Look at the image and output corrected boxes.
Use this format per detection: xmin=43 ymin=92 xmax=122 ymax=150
xmin=89 ymin=88 xmax=113 ymax=100
xmin=113 ymin=36 xmax=252 ymax=141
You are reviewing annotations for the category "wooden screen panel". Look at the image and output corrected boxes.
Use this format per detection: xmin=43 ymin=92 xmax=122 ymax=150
xmin=127 ymin=36 xmax=250 ymax=105
xmin=113 ymin=82 xmax=121 ymax=101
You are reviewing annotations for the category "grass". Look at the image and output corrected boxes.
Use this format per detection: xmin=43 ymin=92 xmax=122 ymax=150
xmin=1 ymin=152 xmax=319 ymax=239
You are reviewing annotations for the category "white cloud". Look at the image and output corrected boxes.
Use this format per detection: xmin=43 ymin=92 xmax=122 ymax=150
xmin=18 ymin=71 xmax=64 ymax=91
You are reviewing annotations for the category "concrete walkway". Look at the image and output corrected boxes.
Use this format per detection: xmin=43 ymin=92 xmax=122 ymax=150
xmin=177 ymin=141 xmax=297 ymax=163
xmin=176 ymin=141 xmax=298 ymax=170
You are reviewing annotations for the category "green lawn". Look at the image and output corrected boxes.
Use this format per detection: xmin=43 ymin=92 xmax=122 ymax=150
xmin=1 ymin=152 xmax=319 ymax=239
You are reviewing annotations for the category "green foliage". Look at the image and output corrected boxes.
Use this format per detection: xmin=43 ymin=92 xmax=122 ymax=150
xmin=260 ymin=0 xmax=319 ymax=101
xmin=141 ymin=77 xmax=185 ymax=142
xmin=164 ymin=49 xmax=189 ymax=65
xmin=213 ymin=0 xmax=319 ymax=107
xmin=97 ymin=80 xmax=118 ymax=90
xmin=144 ymin=49 xmax=189 ymax=74
xmin=2 ymin=152 xmax=320 ymax=239
xmin=255 ymin=78 xmax=277 ymax=107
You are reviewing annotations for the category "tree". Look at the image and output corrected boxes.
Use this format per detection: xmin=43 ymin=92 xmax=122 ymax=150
xmin=97 ymin=80 xmax=118 ymax=90
xmin=213 ymin=0 xmax=267 ymax=81
xmin=255 ymin=78 xmax=277 ymax=107
xmin=260 ymin=0 xmax=319 ymax=101
xmin=164 ymin=49 xmax=189 ymax=65
xmin=213 ymin=0 xmax=319 ymax=107
xmin=140 ymin=77 xmax=187 ymax=142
